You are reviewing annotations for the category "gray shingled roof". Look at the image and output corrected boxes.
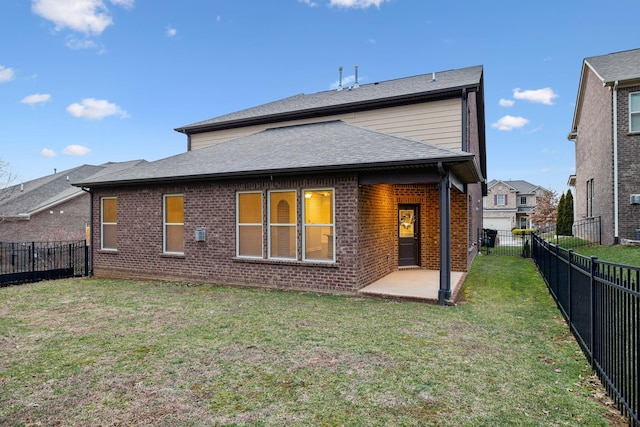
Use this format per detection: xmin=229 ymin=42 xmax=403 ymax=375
xmin=0 ymin=161 xmax=145 ymax=218
xmin=487 ymin=179 xmax=548 ymax=194
xmin=585 ymin=48 xmax=640 ymax=83
xmin=176 ymin=65 xmax=483 ymax=132
xmin=74 ymin=121 xmax=480 ymax=187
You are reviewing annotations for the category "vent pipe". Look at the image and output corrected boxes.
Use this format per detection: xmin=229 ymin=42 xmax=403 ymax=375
xmin=432 ymin=72 xmax=436 ymax=82
xmin=354 ymin=64 xmax=359 ymax=88
xmin=337 ymin=66 xmax=343 ymax=91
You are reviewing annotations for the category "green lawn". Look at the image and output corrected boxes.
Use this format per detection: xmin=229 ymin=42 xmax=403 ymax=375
xmin=0 ymin=256 xmax=626 ymax=426
xmin=572 ymin=244 xmax=640 ymax=267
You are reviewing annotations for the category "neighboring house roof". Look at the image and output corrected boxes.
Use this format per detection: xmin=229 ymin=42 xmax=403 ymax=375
xmin=176 ymin=65 xmax=484 ymax=134
xmin=0 ymin=160 xmax=145 ymax=219
xmin=569 ymin=48 xmax=640 ymax=137
xmin=487 ymin=179 xmax=549 ymax=194
xmin=73 ymin=121 xmax=482 ymax=188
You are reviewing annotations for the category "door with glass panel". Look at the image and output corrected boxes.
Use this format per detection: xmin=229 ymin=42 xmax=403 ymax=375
xmin=398 ymin=204 xmax=419 ymax=267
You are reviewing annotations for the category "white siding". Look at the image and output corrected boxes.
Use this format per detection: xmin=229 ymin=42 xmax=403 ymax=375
xmin=190 ymin=98 xmax=462 ymax=151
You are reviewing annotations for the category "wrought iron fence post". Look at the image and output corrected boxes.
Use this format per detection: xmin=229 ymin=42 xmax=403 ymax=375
xmin=568 ymin=250 xmax=573 ymax=323
xmin=590 ymin=256 xmax=598 ymax=370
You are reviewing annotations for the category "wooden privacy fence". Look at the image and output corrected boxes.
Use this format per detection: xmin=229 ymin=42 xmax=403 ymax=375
xmin=0 ymin=240 xmax=88 ymax=287
xmin=532 ymin=233 xmax=639 ymax=426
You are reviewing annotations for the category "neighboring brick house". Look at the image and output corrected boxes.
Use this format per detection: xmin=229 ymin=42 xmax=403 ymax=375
xmin=568 ymin=48 xmax=640 ymax=245
xmin=0 ymin=161 xmax=144 ymax=243
xmin=74 ymin=65 xmax=487 ymax=303
xmin=483 ymin=179 xmax=551 ymax=230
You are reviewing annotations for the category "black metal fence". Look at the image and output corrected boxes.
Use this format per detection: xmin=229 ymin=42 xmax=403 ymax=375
xmin=540 ymin=216 xmax=602 ymax=247
xmin=479 ymin=229 xmax=533 ymax=257
xmin=0 ymin=240 xmax=88 ymax=287
xmin=532 ymin=233 xmax=639 ymax=426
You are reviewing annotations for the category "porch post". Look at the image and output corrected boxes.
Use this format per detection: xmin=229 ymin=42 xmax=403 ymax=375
xmin=438 ymin=173 xmax=451 ymax=305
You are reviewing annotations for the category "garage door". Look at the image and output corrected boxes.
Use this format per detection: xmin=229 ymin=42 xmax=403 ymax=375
xmin=483 ymin=218 xmax=511 ymax=230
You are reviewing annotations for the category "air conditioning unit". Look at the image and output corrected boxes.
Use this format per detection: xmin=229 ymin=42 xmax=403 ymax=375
xmin=631 ymin=194 xmax=640 ymax=205
xmin=194 ymin=227 xmax=206 ymax=242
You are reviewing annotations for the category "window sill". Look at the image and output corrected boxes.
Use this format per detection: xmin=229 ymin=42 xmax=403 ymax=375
xmin=98 ymin=249 xmax=118 ymax=254
xmin=160 ymin=253 xmax=186 ymax=259
xmin=233 ymin=257 xmax=338 ymax=268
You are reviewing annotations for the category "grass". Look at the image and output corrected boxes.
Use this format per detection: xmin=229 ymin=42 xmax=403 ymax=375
xmin=571 ymin=244 xmax=640 ymax=267
xmin=0 ymin=256 xmax=627 ymax=426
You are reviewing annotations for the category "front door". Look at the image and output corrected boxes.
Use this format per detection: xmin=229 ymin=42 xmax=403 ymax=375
xmin=398 ymin=204 xmax=419 ymax=267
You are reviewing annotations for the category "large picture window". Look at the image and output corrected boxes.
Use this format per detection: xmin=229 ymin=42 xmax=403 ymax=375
xmin=237 ymin=192 xmax=263 ymax=257
xmin=630 ymin=92 xmax=640 ymax=132
xmin=101 ymin=197 xmax=117 ymax=250
xmin=268 ymin=190 xmax=296 ymax=259
xmin=164 ymin=194 xmax=184 ymax=254
xmin=303 ymin=189 xmax=334 ymax=262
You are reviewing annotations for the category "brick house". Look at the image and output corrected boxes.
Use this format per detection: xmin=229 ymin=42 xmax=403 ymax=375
xmin=568 ymin=48 xmax=640 ymax=245
xmin=0 ymin=161 xmax=144 ymax=242
xmin=483 ymin=179 xmax=552 ymax=230
xmin=74 ymin=65 xmax=487 ymax=303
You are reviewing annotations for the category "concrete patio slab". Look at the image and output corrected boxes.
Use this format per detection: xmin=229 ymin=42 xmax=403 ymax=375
xmin=358 ymin=269 xmax=466 ymax=303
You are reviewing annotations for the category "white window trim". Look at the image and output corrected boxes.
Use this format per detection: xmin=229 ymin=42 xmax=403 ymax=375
xmin=236 ymin=191 xmax=263 ymax=258
xmin=100 ymin=197 xmax=117 ymax=251
xmin=630 ymin=92 xmax=640 ymax=132
xmin=496 ymin=194 xmax=506 ymax=206
xmin=268 ymin=190 xmax=297 ymax=260
xmin=163 ymin=194 xmax=184 ymax=255
xmin=302 ymin=188 xmax=335 ymax=263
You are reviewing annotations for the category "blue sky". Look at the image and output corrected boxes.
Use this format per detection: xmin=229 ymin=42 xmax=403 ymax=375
xmin=1 ymin=0 xmax=638 ymax=194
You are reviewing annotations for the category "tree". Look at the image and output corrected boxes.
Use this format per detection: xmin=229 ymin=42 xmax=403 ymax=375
xmin=557 ymin=189 xmax=574 ymax=236
xmin=556 ymin=193 xmax=567 ymax=235
xmin=530 ymin=190 xmax=558 ymax=232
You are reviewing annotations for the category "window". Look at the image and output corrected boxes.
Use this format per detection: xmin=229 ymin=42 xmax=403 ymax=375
xmin=520 ymin=196 xmax=527 ymax=205
xmin=303 ymin=189 xmax=334 ymax=262
xmin=164 ymin=195 xmax=184 ymax=254
xmin=495 ymin=194 xmax=506 ymax=206
xmin=586 ymin=179 xmax=594 ymax=217
xmin=237 ymin=192 xmax=263 ymax=257
xmin=101 ymin=197 xmax=117 ymax=250
xmin=269 ymin=191 xmax=296 ymax=259
xmin=630 ymin=92 xmax=640 ymax=132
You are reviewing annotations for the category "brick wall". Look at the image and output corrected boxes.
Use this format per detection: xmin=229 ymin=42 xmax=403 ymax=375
xmin=615 ymin=84 xmax=640 ymax=240
xmin=0 ymin=194 xmax=88 ymax=242
xmin=91 ymin=175 xmax=473 ymax=292
xmin=574 ymin=68 xmax=615 ymax=244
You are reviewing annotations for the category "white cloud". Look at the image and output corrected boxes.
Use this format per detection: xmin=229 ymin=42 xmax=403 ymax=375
xmin=0 ymin=65 xmax=15 ymax=83
xmin=31 ymin=0 xmax=134 ymax=35
xmin=513 ymin=87 xmax=558 ymax=105
xmin=66 ymin=98 xmax=128 ymax=120
xmin=166 ymin=27 xmax=177 ymax=37
xmin=330 ymin=0 xmax=388 ymax=8
xmin=40 ymin=148 xmax=57 ymax=157
xmin=63 ymin=144 xmax=91 ymax=156
xmin=298 ymin=0 xmax=318 ymax=6
xmin=21 ymin=93 xmax=52 ymax=105
xmin=491 ymin=115 xmax=529 ymax=131
xmin=499 ymin=98 xmax=514 ymax=107
xmin=66 ymin=36 xmax=98 ymax=50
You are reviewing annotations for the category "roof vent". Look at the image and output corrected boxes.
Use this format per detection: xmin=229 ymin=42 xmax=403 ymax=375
xmin=353 ymin=64 xmax=359 ymax=88
xmin=337 ymin=66 xmax=343 ymax=91
xmin=432 ymin=72 xmax=436 ymax=82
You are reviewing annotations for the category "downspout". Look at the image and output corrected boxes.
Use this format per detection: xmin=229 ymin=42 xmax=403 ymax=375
xmin=437 ymin=162 xmax=451 ymax=305
xmin=81 ymin=186 xmax=94 ymax=277
xmin=613 ymin=81 xmax=619 ymax=244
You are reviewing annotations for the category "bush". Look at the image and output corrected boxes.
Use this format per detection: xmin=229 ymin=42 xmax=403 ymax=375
xmin=512 ymin=228 xmax=536 ymax=235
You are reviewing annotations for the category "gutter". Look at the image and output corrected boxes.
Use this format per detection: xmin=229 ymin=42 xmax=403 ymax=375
xmin=613 ymin=80 xmax=619 ymax=244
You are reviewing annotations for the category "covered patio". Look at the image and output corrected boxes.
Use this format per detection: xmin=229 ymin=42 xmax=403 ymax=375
xmin=358 ymin=269 xmax=466 ymax=304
